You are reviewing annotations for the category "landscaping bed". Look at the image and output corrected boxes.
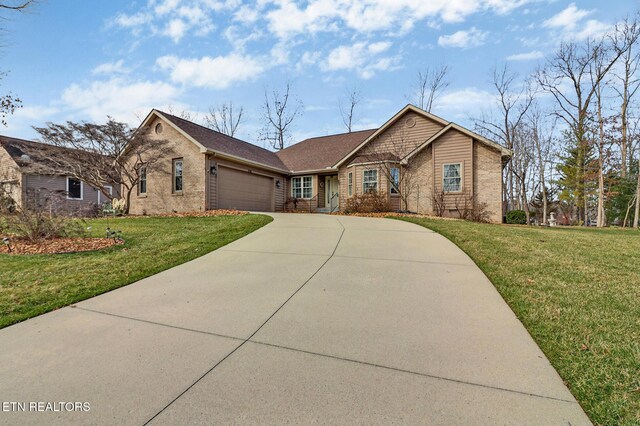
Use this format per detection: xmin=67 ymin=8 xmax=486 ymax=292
xmin=0 ymin=237 xmax=122 ymax=255
xmin=398 ymin=216 xmax=640 ymax=426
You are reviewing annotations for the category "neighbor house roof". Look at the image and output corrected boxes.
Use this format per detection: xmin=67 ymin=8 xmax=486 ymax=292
xmin=155 ymin=110 xmax=290 ymax=172
xmin=275 ymin=129 xmax=377 ymax=173
xmin=0 ymin=135 xmax=105 ymax=176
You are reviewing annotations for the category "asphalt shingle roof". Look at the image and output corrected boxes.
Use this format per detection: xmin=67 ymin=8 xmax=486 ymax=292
xmin=275 ymin=129 xmax=376 ymax=172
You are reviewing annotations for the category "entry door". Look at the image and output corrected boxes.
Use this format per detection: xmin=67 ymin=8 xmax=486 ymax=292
xmin=327 ymin=176 xmax=339 ymax=210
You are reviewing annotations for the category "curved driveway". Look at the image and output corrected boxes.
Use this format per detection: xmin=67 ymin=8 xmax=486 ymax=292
xmin=0 ymin=213 xmax=590 ymax=425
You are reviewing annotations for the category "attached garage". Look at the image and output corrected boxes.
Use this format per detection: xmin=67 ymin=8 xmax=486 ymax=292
xmin=217 ymin=166 xmax=275 ymax=212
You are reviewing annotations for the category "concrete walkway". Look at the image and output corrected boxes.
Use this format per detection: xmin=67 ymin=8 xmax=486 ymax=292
xmin=0 ymin=213 xmax=590 ymax=425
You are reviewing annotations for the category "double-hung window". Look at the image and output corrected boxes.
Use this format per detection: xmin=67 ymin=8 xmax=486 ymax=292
xmin=443 ymin=163 xmax=462 ymax=192
xmin=292 ymin=176 xmax=312 ymax=199
xmin=139 ymin=166 xmax=147 ymax=195
xmin=173 ymin=159 xmax=183 ymax=193
xmin=348 ymin=172 xmax=353 ymax=196
xmin=390 ymin=167 xmax=399 ymax=194
xmin=66 ymin=177 xmax=83 ymax=200
xmin=363 ymin=169 xmax=378 ymax=193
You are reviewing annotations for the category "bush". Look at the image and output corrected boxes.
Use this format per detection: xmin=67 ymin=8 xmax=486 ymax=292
xmin=506 ymin=209 xmax=527 ymax=225
xmin=344 ymin=191 xmax=391 ymax=213
xmin=2 ymin=209 xmax=88 ymax=242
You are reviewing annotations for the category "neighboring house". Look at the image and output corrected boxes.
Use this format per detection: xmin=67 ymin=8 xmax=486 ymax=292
xmin=129 ymin=104 xmax=511 ymax=223
xmin=0 ymin=136 xmax=116 ymax=215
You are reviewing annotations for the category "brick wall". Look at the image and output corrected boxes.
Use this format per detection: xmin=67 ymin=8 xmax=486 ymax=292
xmin=0 ymin=147 xmax=22 ymax=209
xmin=128 ymin=117 xmax=207 ymax=215
xmin=473 ymin=142 xmax=503 ymax=223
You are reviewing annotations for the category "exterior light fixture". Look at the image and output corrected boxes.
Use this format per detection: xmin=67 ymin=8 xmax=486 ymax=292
xmin=276 ymin=180 xmax=281 ymax=188
xmin=210 ymin=165 xmax=217 ymax=176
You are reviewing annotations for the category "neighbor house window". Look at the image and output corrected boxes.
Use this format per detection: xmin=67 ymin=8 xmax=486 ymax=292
xmin=348 ymin=172 xmax=353 ymax=196
xmin=443 ymin=163 xmax=462 ymax=192
xmin=363 ymin=169 xmax=378 ymax=193
xmin=173 ymin=159 xmax=183 ymax=192
xmin=291 ymin=176 xmax=313 ymax=199
xmin=390 ymin=167 xmax=399 ymax=194
xmin=139 ymin=166 xmax=147 ymax=194
xmin=66 ymin=177 xmax=83 ymax=200
xmin=98 ymin=185 xmax=113 ymax=204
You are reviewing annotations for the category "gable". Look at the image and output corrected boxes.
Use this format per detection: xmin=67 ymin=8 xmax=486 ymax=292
xmin=349 ymin=110 xmax=445 ymax=164
xmin=137 ymin=110 xmax=289 ymax=174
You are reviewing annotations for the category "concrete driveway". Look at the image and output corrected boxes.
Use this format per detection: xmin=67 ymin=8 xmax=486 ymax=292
xmin=0 ymin=213 xmax=590 ymax=425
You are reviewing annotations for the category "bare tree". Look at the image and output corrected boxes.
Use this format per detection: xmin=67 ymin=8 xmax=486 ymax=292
xmin=33 ymin=119 xmax=172 ymax=214
xmin=204 ymin=102 xmax=243 ymax=137
xmin=536 ymin=38 xmax=627 ymax=225
xmin=260 ymin=82 xmax=303 ymax=150
xmin=339 ymin=87 xmax=362 ymax=132
xmin=474 ymin=64 xmax=534 ymax=218
xmin=358 ymin=129 xmax=422 ymax=212
xmin=411 ymin=64 xmax=450 ymax=112
xmin=0 ymin=1 xmax=35 ymax=10
xmin=166 ymin=105 xmax=195 ymax=121
xmin=612 ymin=13 xmax=640 ymax=178
xmin=527 ymin=105 xmax=556 ymax=225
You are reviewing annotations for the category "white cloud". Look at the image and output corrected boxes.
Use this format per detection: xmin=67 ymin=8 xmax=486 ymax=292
xmin=438 ymin=27 xmax=488 ymax=48
xmin=92 ymin=60 xmax=131 ymax=75
xmin=437 ymin=88 xmax=496 ymax=119
xmin=542 ymin=3 xmax=591 ymax=31
xmin=542 ymin=3 xmax=611 ymax=41
xmin=156 ymin=53 xmax=265 ymax=89
xmin=112 ymin=0 xmax=238 ymax=42
xmin=61 ymin=78 xmax=181 ymax=124
xmin=506 ymin=50 xmax=544 ymax=61
xmin=264 ymin=0 xmax=532 ymax=40
xmin=323 ymin=41 xmax=397 ymax=79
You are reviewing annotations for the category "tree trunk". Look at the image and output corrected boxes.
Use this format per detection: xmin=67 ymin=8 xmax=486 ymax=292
xmin=124 ymin=186 xmax=133 ymax=215
xmin=597 ymin=160 xmax=605 ymax=227
xmin=634 ymin=166 xmax=640 ymax=228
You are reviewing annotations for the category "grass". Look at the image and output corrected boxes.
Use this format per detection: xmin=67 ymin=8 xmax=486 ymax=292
xmin=397 ymin=217 xmax=640 ymax=426
xmin=0 ymin=214 xmax=271 ymax=329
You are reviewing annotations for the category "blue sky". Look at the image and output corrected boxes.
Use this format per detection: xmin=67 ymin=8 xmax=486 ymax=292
xmin=0 ymin=0 xmax=635 ymax=146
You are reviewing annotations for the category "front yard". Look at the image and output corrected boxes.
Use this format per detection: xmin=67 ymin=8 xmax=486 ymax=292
xmin=0 ymin=214 xmax=272 ymax=329
xmin=399 ymin=217 xmax=640 ymax=426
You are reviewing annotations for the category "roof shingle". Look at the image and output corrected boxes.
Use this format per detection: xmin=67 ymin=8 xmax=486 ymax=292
xmin=0 ymin=135 xmax=104 ymax=175
xmin=275 ymin=129 xmax=376 ymax=172
xmin=158 ymin=111 xmax=289 ymax=171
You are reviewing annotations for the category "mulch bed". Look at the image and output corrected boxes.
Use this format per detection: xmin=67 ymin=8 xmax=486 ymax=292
xmin=124 ymin=209 xmax=249 ymax=218
xmin=0 ymin=237 xmax=123 ymax=255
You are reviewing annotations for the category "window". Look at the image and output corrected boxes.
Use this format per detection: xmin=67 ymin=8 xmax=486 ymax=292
xmin=363 ymin=169 xmax=378 ymax=193
xmin=443 ymin=163 xmax=462 ymax=192
xmin=66 ymin=177 xmax=83 ymax=200
xmin=291 ymin=176 xmax=313 ymax=199
xmin=98 ymin=185 xmax=113 ymax=204
xmin=390 ymin=167 xmax=399 ymax=194
xmin=139 ymin=166 xmax=147 ymax=194
xmin=173 ymin=159 xmax=183 ymax=192
xmin=348 ymin=172 xmax=353 ymax=196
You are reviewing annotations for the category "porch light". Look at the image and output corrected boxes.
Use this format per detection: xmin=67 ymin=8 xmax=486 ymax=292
xmin=276 ymin=180 xmax=281 ymax=188
xmin=210 ymin=165 xmax=217 ymax=176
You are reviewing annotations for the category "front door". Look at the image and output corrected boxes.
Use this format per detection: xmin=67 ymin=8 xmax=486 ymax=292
xmin=325 ymin=176 xmax=339 ymax=211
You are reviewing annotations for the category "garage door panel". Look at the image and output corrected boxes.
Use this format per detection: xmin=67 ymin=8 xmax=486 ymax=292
xmin=218 ymin=167 xmax=274 ymax=212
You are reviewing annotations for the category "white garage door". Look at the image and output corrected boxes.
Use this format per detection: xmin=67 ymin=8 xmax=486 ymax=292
xmin=218 ymin=166 xmax=274 ymax=212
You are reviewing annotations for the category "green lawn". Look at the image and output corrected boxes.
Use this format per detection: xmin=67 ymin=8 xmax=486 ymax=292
xmin=398 ymin=217 xmax=640 ymax=426
xmin=0 ymin=214 xmax=271 ymax=329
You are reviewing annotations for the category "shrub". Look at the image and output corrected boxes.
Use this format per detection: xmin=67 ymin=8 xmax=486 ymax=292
xmin=3 ymin=209 xmax=88 ymax=242
xmin=344 ymin=191 xmax=391 ymax=213
xmin=506 ymin=209 xmax=527 ymax=225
